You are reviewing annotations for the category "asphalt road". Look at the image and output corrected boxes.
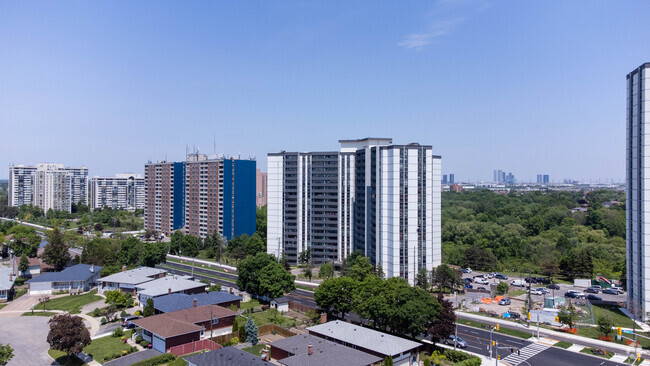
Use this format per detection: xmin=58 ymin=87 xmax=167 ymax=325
xmin=158 ymin=261 xmax=318 ymax=308
xmin=448 ymin=324 xmax=625 ymax=366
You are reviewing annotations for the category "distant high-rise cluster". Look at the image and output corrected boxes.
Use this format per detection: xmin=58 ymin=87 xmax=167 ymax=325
xmin=144 ymin=153 xmax=256 ymax=240
xmin=536 ymin=174 xmax=550 ymax=185
xmin=442 ymin=174 xmax=455 ymax=184
xmin=90 ymin=174 xmax=145 ymax=211
xmin=267 ymin=137 xmax=442 ymax=285
xmin=8 ymin=163 xmax=88 ymax=213
xmin=493 ymin=169 xmax=515 ymax=185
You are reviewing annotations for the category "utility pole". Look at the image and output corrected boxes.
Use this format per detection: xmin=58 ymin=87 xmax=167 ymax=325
xmin=495 ymin=341 xmax=499 ymax=366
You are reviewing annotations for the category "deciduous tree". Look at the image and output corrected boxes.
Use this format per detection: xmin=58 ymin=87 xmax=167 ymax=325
xmin=314 ymin=277 xmax=358 ymax=320
xmin=237 ymin=252 xmax=295 ymax=299
xmin=18 ymin=254 xmax=29 ymax=275
xmin=47 ymin=314 xmax=91 ymax=357
xmin=429 ymin=293 xmax=456 ymax=342
xmin=0 ymin=344 xmax=13 ymax=366
xmin=318 ymin=262 xmax=334 ymax=280
xmin=143 ymin=298 xmax=155 ymax=317
xmin=42 ymin=228 xmax=71 ymax=271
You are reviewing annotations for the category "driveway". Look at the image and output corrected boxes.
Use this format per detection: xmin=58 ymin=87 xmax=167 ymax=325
xmin=102 ymin=349 xmax=161 ymax=366
xmin=0 ymin=316 xmax=54 ymax=366
xmin=0 ymin=294 xmax=40 ymax=313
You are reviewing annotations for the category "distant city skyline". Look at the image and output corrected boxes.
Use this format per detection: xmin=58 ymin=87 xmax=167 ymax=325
xmin=2 ymin=1 xmax=646 ymax=182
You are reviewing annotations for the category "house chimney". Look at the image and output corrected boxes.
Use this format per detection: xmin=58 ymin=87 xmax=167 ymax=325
xmin=193 ymin=299 xmax=197 ymax=308
xmin=320 ymin=313 xmax=327 ymax=324
xmin=9 ymin=273 xmax=12 ymax=281
xmin=122 ymin=266 xmax=126 ymax=272
xmin=90 ymin=264 xmax=94 ymax=273
xmin=168 ymin=288 xmax=172 ymax=295
xmin=308 ymin=344 xmax=313 ymax=355
xmin=229 ymin=287 xmax=233 ymax=294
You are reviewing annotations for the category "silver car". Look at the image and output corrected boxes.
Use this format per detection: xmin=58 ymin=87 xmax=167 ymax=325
xmin=444 ymin=335 xmax=468 ymax=348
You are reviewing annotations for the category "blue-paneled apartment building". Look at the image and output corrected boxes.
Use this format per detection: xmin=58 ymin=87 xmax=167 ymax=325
xmin=144 ymin=153 xmax=255 ymax=240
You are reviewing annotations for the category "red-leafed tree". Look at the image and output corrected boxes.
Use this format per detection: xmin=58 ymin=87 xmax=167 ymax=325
xmin=47 ymin=314 xmax=91 ymax=358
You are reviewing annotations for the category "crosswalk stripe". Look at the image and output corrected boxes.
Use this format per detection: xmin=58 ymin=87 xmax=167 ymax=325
xmin=501 ymin=342 xmax=549 ymax=366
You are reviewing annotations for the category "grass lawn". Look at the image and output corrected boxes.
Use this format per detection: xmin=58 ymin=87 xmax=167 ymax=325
xmin=36 ymin=289 xmax=102 ymax=314
xmin=83 ymin=334 xmax=133 ymax=362
xmin=579 ymin=347 xmax=614 ymax=359
xmin=240 ymin=299 xmax=261 ymax=311
xmin=624 ymin=357 xmax=643 ymax=365
xmin=14 ymin=288 xmax=27 ymax=299
xmin=592 ymin=305 xmax=635 ymax=328
xmin=242 ymin=344 xmax=266 ymax=356
xmin=295 ymin=284 xmax=316 ymax=292
xmin=553 ymin=341 xmax=573 ymax=349
xmin=508 ymin=289 xmax=527 ymax=297
xmin=569 ymin=326 xmax=650 ymax=349
xmin=0 ymin=304 xmax=6 ymax=310
xmin=48 ymin=349 xmax=87 ymax=366
xmin=251 ymin=309 xmax=299 ymax=328
xmin=459 ymin=319 xmax=533 ymax=339
xmin=22 ymin=311 xmax=58 ymax=317
xmin=168 ymin=357 xmax=188 ymax=366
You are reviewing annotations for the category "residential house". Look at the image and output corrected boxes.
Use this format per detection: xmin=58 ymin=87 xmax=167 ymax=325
xmin=135 ymin=276 xmax=206 ymax=304
xmin=131 ymin=304 xmax=237 ymax=353
xmin=270 ymin=333 xmax=382 ymax=366
xmin=97 ymin=267 xmax=167 ymax=294
xmin=13 ymin=256 xmax=44 ymax=278
xmin=0 ymin=268 xmax=16 ymax=302
xmin=153 ymin=291 xmax=241 ymax=314
xmin=26 ymin=264 xmax=102 ymax=295
xmin=307 ymin=321 xmax=421 ymax=366
xmin=184 ymin=346 xmax=272 ymax=366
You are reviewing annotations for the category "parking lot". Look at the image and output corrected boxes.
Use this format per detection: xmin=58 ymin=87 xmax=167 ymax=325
xmin=458 ymin=269 xmax=626 ymax=304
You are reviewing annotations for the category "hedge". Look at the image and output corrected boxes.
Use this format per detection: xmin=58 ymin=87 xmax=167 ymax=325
xmin=130 ymin=353 xmax=177 ymax=366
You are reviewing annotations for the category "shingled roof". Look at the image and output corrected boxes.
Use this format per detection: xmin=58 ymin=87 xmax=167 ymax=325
xmin=131 ymin=305 xmax=237 ymax=339
xmin=153 ymin=292 xmax=241 ymax=313
xmin=26 ymin=264 xmax=102 ymax=283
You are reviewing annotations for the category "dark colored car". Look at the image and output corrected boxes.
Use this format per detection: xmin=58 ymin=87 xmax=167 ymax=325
xmin=524 ymin=277 xmax=538 ymax=284
xmin=547 ymin=284 xmax=560 ymax=290
xmin=564 ymin=291 xmax=578 ymax=298
xmin=587 ymin=294 xmax=602 ymax=301
xmin=585 ymin=287 xmax=600 ymax=294
xmin=124 ymin=322 xmax=137 ymax=329
xmin=495 ymin=273 xmax=508 ymax=280
xmin=535 ymin=277 xmax=551 ymax=284
xmin=602 ymin=288 xmax=619 ymax=295
xmin=464 ymin=284 xmax=473 ymax=289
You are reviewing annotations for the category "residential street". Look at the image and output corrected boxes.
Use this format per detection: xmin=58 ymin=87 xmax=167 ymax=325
xmin=0 ymin=316 xmax=55 ymax=366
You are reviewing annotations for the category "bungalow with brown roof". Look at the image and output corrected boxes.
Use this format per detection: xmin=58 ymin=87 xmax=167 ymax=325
xmin=131 ymin=303 xmax=237 ymax=353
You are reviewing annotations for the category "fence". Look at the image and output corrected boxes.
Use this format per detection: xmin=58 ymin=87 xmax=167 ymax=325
xmin=169 ymin=339 xmax=221 ymax=356
xmin=211 ymin=324 xmax=297 ymax=345
xmin=289 ymin=300 xmax=317 ymax=313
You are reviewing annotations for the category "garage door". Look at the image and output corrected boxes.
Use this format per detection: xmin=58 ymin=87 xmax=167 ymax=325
xmin=152 ymin=334 xmax=166 ymax=353
xmin=29 ymin=282 xmax=52 ymax=295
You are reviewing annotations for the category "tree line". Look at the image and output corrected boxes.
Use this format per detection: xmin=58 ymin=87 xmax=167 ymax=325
xmin=441 ymin=189 xmax=625 ymax=281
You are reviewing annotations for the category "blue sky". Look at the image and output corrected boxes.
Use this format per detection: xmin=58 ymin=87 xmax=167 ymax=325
xmin=0 ymin=1 xmax=647 ymax=183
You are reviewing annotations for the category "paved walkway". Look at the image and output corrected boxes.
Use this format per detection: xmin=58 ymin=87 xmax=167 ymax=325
xmin=103 ymin=349 xmax=162 ymax=366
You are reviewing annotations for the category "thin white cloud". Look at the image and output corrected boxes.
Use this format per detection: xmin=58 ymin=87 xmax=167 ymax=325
xmin=398 ymin=18 xmax=462 ymax=49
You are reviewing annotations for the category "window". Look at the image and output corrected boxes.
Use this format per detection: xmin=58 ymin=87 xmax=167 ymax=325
xmin=211 ymin=318 xmax=219 ymax=325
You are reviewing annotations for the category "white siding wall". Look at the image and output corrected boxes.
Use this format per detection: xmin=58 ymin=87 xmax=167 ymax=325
xmin=267 ymin=156 xmax=284 ymax=259
xmin=431 ymin=156 xmax=442 ymax=267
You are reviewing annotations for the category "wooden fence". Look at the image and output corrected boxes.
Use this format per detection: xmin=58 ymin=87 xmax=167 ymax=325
xmin=289 ymin=300 xmax=317 ymax=313
xmin=169 ymin=339 xmax=221 ymax=356
xmin=211 ymin=324 xmax=297 ymax=345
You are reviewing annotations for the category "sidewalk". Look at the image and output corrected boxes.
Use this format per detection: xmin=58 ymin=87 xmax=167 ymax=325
xmin=619 ymin=307 xmax=650 ymax=332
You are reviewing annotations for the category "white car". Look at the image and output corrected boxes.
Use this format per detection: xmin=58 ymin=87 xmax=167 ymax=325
xmin=474 ymin=277 xmax=489 ymax=285
xmin=529 ymin=289 xmax=543 ymax=296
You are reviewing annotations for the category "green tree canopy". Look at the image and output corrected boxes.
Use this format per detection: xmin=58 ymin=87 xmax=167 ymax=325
xmin=236 ymin=252 xmax=295 ymax=299
xmin=42 ymin=228 xmax=71 ymax=271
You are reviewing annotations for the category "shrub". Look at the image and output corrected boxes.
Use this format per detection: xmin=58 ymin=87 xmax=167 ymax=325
xmin=100 ymin=317 xmax=107 ymax=324
xmin=135 ymin=334 xmax=143 ymax=343
xmin=224 ymin=337 xmax=239 ymax=347
xmin=113 ymin=328 xmax=124 ymax=337
xmin=455 ymin=357 xmax=482 ymax=366
xmin=120 ymin=310 xmax=128 ymax=317
xmin=423 ymin=359 xmax=431 ymax=366
xmin=140 ymin=340 xmax=150 ymax=347
xmin=133 ymin=310 xmax=141 ymax=316
xmin=443 ymin=349 xmax=472 ymax=363
xmin=130 ymin=346 xmax=138 ymax=353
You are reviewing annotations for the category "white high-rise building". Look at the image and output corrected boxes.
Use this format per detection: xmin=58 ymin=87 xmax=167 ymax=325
xmin=267 ymin=138 xmax=441 ymax=285
xmin=627 ymin=63 xmax=650 ymax=320
xmin=9 ymin=163 xmax=88 ymax=213
xmin=90 ymin=174 xmax=146 ymax=211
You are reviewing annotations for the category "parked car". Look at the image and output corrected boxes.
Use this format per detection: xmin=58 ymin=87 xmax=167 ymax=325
xmin=486 ymin=273 xmax=495 ymax=279
xmin=564 ymin=291 xmax=585 ymax=299
xmin=474 ymin=278 xmax=489 ymax=285
xmin=495 ymin=273 xmax=508 ymax=280
xmin=121 ymin=315 xmax=141 ymax=325
xmin=477 ymin=286 xmax=487 ymax=290
xmin=529 ymin=289 xmax=543 ymax=296
xmin=443 ymin=335 xmax=467 ymax=348
xmin=464 ymin=284 xmax=473 ymax=289
xmin=547 ymin=284 xmax=560 ymax=290
xmin=498 ymin=298 xmax=511 ymax=305
xmin=585 ymin=287 xmax=600 ymax=294
xmin=124 ymin=321 xmax=138 ymax=329
xmin=609 ymin=286 xmax=624 ymax=294
xmin=462 ymin=268 xmax=472 ymax=274
xmin=464 ymin=278 xmax=473 ymax=284
xmin=591 ymin=285 xmax=603 ymax=291
xmin=536 ymin=287 xmax=549 ymax=294
xmin=602 ymin=288 xmax=619 ymax=295
xmin=587 ymin=294 xmax=602 ymax=301
xmin=524 ymin=277 xmax=538 ymax=284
